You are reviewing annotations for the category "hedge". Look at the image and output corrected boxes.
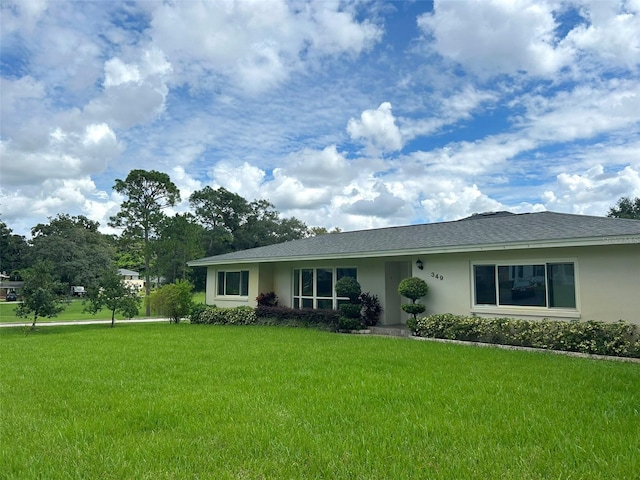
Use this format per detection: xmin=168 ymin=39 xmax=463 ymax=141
xmin=190 ymin=304 xmax=339 ymax=330
xmin=189 ymin=305 xmax=257 ymax=325
xmin=408 ymin=314 xmax=640 ymax=358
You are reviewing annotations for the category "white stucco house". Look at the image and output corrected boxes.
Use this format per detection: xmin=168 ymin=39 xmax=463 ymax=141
xmin=187 ymin=211 xmax=640 ymax=325
xmin=118 ymin=268 xmax=145 ymax=291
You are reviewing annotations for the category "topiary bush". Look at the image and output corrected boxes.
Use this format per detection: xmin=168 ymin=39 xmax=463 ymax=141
xmin=409 ymin=314 xmax=640 ymax=358
xmin=398 ymin=277 xmax=429 ymax=321
xmin=335 ymin=277 xmax=361 ymax=303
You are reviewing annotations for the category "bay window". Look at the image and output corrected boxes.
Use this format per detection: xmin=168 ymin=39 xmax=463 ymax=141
xmin=293 ymin=267 xmax=357 ymax=309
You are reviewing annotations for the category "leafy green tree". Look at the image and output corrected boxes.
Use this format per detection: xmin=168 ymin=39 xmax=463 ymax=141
xmin=15 ymin=261 xmax=67 ymax=329
xmin=398 ymin=277 xmax=429 ymax=321
xmin=29 ymin=214 xmax=114 ymax=287
xmin=0 ymin=220 xmax=29 ymax=277
xmin=607 ymin=196 xmax=640 ymax=220
xmin=109 ymin=170 xmax=180 ymax=316
xmin=189 ymin=186 xmax=251 ymax=255
xmin=154 ymin=213 xmax=205 ymax=284
xmin=84 ymin=267 xmax=141 ymax=327
xmin=149 ymin=280 xmax=193 ymax=324
xmin=190 ymin=186 xmax=310 ymax=255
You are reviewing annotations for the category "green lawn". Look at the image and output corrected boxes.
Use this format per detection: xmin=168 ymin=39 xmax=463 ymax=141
xmin=1 ymin=324 xmax=638 ymax=479
xmin=0 ymin=291 xmax=206 ymax=323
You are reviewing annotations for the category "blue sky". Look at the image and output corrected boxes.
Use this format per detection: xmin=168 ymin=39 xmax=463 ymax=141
xmin=1 ymin=0 xmax=639 ymax=237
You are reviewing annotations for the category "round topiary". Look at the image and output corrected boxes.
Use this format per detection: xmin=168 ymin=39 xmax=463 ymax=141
xmin=401 ymin=303 xmax=426 ymax=316
xmin=398 ymin=277 xmax=429 ymax=302
xmin=335 ymin=277 xmax=362 ymax=303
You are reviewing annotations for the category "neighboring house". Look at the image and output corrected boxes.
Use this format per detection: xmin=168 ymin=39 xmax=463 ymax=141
xmin=117 ymin=268 xmax=164 ymax=291
xmin=118 ymin=268 xmax=145 ymax=291
xmin=187 ymin=211 xmax=640 ymax=325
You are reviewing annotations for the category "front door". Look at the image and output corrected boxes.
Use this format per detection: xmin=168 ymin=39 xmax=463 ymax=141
xmin=383 ymin=261 xmax=411 ymax=325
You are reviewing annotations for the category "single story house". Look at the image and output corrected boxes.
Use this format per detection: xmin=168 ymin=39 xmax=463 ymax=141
xmin=187 ymin=211 xmax=640 ymax=325
xmin=118 ymin=268 xmax=145 ymax=291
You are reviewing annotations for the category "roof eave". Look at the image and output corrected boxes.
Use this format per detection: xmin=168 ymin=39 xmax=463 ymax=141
xmin=187 ymin=234 xmax=640 ymax=267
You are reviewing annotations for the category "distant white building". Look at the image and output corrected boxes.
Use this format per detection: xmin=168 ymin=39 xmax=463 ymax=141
xmin=118 ymin=268 xmax=145 ymax=291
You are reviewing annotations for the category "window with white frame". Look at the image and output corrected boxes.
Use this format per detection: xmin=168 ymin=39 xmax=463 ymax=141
xmin=473 ymin=262 xmax=576 ymax=308
xmin=217 ymin=270 xmax=249 ymax=296
xmin=293 ymin=267 xmax=357 ymax=309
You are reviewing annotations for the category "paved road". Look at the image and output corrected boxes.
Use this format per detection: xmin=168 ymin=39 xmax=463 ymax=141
xmin=0 ymin=318 xmax=171 ymax=328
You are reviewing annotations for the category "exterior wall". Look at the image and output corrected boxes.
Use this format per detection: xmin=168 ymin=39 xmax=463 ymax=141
xmin=410 ymin=244 xmax=639 ymax=324
xmin=206 ymin=263 xmax=261 ymax=308
xmin=203 ymin=243 xmax=639 ymax=325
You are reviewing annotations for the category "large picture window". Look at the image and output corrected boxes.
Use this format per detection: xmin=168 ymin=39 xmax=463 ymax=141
xmin=293 ymin=267 xmax=357 ymax=309
xmin=217 ymin=270 xmax=249 ymax=296
xmin=473 ymin=262 xmax=576 ymax=309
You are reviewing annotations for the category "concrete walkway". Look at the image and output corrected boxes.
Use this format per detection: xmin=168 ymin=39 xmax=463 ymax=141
xmin=0 ymin=318 xmax=171 ymax=328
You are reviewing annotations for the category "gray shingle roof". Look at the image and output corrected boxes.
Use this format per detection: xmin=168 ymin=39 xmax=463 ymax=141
xmin=188 ymin=211 xmax=640 ymax=266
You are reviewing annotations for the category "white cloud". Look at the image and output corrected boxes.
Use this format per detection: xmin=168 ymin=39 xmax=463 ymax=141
xmin=519 ymin=80 xmax=640 ymax=143
xmin=208 ymin=161 xmax=266 ymax=202
xmin=342 ymin=182 xmax=407 ymax=218
xmin=148 ymin=0 xmax=382 ymax=94
xmin=420 ymin=183 xmax=505 ymax=222
xmin=347 ymin=102 xmax=403 ymax=153
xmin=543 ymin=164 xmax=640 ymax=215
xmin=104 ymin=58 xmax=142 ymax=87
xmin=566 ymin=0 xmax=640 ymax=69
xmin=281 ymin=145 xmax=353 ymax=187
xmin=418 ymin=0 xmax=571 ymax=77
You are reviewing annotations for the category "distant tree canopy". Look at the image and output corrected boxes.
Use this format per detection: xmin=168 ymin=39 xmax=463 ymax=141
xmin=607 ymin=196 xmax=640 ymax=220
xmin=0 ymin=220 xmax=29 ymax=277
xmin=0 ymin=169 xmax=321 ymax=292
xmin=29 ymin=214 xmax=114 ymax=287
xmin=189 ymin=186 xmax=310 ymax=256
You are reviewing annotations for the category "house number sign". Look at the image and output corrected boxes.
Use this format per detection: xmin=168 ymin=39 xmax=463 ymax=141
xmin=430 ymin=272 xmax=444 ymax=281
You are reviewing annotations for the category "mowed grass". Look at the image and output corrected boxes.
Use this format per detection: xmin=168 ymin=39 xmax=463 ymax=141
xmin=0 ymin=292 xmax=206 ymax=323
xmin=1 ymin=324 xmax=639 ymax=479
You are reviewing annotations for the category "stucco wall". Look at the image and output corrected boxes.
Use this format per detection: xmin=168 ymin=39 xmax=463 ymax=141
xmin=204 ymin=243 xmax=639 ymax=325
xmin=410 ymin=244 xmax=639 ymax=324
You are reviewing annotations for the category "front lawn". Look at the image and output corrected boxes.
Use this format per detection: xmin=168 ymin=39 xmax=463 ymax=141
xmin=1 ymin=324 xmax=638 ymax=479
xmin=0 ymin=291 xmax=206 ymax=323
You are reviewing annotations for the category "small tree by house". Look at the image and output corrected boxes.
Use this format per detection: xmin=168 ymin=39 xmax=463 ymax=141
xmin=398 ymin=277 xmax=429 ymax=322
xmin=149 ymin=280 xmax=194 ymax=324
xmin=15 ymin=261 xmax=67 ymax=330
xmin=84 ymin=268 xmax=141 ymax=327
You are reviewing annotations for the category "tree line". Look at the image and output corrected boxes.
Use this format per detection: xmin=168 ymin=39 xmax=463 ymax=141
xmin=0 ymin=169 xmax=332 ymax=304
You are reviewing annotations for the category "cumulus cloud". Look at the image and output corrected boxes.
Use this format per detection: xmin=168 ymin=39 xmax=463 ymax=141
xmin=347 ymin=102 xmax=403 ymax=153
xmin=418 ymin=0 xmax=640 ymax=79
xmin=342 ymin=183 xmax=407 ymax=218
xmin=420 ymin=183 xmax=505 ymax=222
xmin=418 ymin=0 xmax=571 ymax=77
xmin=542 ymin=164 xmax=640 ymax=214
xmin=148 ymin=0 xmax=382 ymax=94
xmin=86 ymin=48 xmax=172 ymax=129
xmin=208 ymin=161 xmax=266 ymax=202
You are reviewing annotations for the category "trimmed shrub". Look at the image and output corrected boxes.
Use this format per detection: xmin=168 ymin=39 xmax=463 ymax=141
xmin=190 ymin=305 xmax=257 ymax=325
xmin=254 ymin=305 xmax=340 ymax=329
xmin=335 ymin=277 xmax=361 ymax=303
xmin=398 ymin=277 xmax=428 ymax=321
xmin=409 ymin=314 xmax=640 ymax=358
